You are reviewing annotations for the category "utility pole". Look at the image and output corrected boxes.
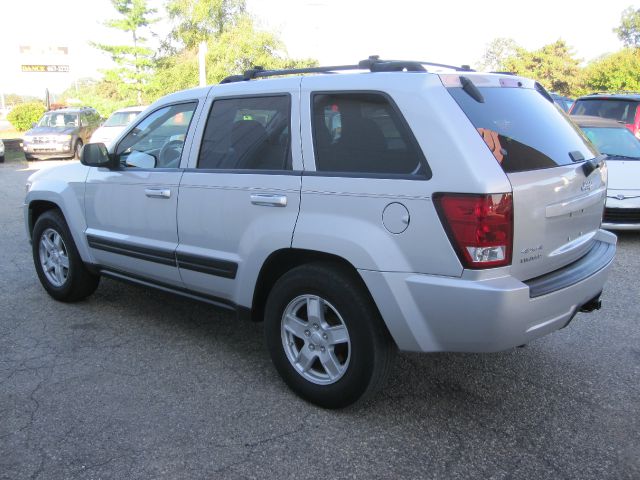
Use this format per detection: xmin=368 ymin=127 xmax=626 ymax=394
xmin=198 ymin=41 xmax=207 ymax=87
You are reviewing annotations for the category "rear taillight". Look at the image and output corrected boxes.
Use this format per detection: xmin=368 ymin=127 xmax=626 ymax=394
xmin=434 ymin=193 xmax=513 ymax=269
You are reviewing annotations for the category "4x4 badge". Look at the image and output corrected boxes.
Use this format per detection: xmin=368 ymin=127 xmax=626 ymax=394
xmin=581 ymin=179 xmax=593 ymax=191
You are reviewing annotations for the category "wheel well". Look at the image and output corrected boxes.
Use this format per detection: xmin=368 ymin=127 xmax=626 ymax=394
xmin=28 ymin=201 xmax=61 ymax=239
xmin=250 ymin=249 xmax=364 ymax=323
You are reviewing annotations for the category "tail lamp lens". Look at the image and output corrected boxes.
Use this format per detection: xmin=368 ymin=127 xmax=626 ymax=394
xmin=434 ymin=193 xmax=513 ymax=269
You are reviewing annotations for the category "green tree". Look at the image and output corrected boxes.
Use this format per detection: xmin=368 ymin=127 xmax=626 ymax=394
xmin=614 ymin=6 xmax=640 ymax=48
xmin=476 ymin=38 xmax=519 ymax=71
xmin=581 ymin=48 xmax=640 ymax=94
xmin=7 ymin=102 xmax=46 ymax=131
xmin=502 ymin=40 xmax=582 ymax=96
xmin=166 ymin=0 xmax=246 ymax=49
xmin=93 ymin=0 xmax=157 ymax=104
xmin=150 ymin=1 xmax=316 ymax=97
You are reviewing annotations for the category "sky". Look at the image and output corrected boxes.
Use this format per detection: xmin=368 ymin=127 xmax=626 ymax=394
xmin=0 ymin=0 xmax=635 ymax=98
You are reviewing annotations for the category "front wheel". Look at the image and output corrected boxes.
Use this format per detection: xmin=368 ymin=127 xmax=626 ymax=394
xmin=32 ymin=209 xmax=100 ymax=302
xmin=73 ymin=140 xmax=83 ymax=160
xmin=264 ymin=263 xmax=396 ymax=408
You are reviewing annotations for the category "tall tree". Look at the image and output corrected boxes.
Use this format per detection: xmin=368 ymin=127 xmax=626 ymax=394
xmin=476 ymin=38 xmax=519 ymax=71
xmin=614 ymin=6 xmax=640 ymax=48
xmin=150 ymin=0 xmax=316 ymax=96
xmin=581 ymin=48 xmax=640 ymax=95
xmin=93 ymin=0 xmax=157 ymax=104
xmin=502 ymin=40 xmax=582 ymax=96
xmin=166 ymin=0 xmax=246 ymax=49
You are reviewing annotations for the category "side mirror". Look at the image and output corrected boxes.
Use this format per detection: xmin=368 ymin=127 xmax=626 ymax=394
xmin=80 ymin=143 xmax=118 ymax=169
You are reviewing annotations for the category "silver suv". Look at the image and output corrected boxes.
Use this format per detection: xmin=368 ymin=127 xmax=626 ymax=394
xmin=24 ymin=58 xmax=616 ymax=408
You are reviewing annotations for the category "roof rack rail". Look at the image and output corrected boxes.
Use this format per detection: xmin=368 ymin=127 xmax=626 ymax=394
xmin=220 ymin=55 xmax=473 ymax=84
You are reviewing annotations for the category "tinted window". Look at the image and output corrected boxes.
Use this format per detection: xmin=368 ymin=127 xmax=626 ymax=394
xmin=105 ymin=111 xmax=141 ymax=127
xmin=448 ymin=87 xmax=597 ymax=173
xmin=117 ymin=102 xmax=197 ymax=168
xmin=312 ymin=92 xmax=428 ymax=176
xmin=38 ymin=112 xmax=78 ymax=128
xmin=581 ymin=126 xmax=640 ymax=159
xmin=572 ymin=99 xmax=638 ymax=124
xmin=198 ymin=95 xmax=291 ymax=170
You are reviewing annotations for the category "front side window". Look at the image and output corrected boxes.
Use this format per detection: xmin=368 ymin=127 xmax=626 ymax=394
xmin=117 ymin=102 xmax=196 ymax=169
xmin=311 ymin=92 xmax=429 ymax=176
xmin=198 ymin=95 xmax=291 ymax=170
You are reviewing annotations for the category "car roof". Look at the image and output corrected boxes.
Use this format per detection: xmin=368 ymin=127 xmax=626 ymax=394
xmin=113 ymin=106 xmax=147 ymax=113
xmin=576 ymin=92 xmax=640 ymax=101
xmin=47 ymin=107 xmax=97 ymax=113
xmin=571 ymin=115 xmax=628 ymax=128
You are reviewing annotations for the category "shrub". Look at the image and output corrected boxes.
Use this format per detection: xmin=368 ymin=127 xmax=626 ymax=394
xmin=7 ymin=102 xmax=46 ymax=131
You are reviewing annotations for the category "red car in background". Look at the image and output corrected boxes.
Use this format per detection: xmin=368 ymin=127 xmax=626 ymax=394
xmin=570 ymin=92 xmax=640 ymax=139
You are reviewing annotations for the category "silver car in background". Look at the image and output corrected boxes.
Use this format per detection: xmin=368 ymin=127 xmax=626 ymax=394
xmin=89 ymin=106 xmax=146 ymax=147
xmin=573 ymin=115 xmax=640 ymax=229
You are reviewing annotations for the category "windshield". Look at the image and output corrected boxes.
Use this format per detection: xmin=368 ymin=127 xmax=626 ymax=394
xmin=104 ymin=111 xmax=141 ymax=127
xmin=571 ymin=99 xmax=638 ymax=124
xmin=448 ymin=86 xmax=597 ymax=173
xmin=37 ymin=112 xmax=78 ymax=128
xmin=581 ymin=126 xmax=640 ymax=159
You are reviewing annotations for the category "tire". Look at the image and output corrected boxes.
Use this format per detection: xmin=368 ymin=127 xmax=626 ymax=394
xmin=264 ymin=262 xmax=396 ymax=409
xmin=73 ymin=140 xmax=83 ymax=160
xmin=32 ymin=209 xmax=100 ymax=302
xmin=0 ymin=155 xmax=4 ymax=163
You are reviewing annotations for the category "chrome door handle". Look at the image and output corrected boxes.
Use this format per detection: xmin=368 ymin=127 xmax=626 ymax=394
xmin=145 ymin=188 xmax=171 ymax=199
xmin=250 ymin=194 xmax=287 ymax=207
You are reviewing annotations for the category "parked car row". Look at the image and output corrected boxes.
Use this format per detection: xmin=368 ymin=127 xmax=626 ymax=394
xmin=22 ymin=106 xmax=145 ymax=160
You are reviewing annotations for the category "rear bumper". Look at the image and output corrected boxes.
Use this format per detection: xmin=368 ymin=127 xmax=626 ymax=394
xmin=360 ymin=229 xmax=616 ymax=353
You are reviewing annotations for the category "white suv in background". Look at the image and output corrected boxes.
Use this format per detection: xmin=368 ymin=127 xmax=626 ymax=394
xmin=24 ymin=57 xmax=616 ymax=408
xmin=89 ymin=106 xmax=147 ymax=147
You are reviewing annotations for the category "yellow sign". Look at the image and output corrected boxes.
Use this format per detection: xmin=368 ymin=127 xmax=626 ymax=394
xmin=21 ymin=65 xmax=70 ymax=73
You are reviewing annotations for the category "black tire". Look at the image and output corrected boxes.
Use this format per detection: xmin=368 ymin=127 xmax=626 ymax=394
xmin=32 ymin=209 xmax=100 ymax=302
xmin=73 ymin=140 xmax=83 ymax=160
xmin=264 ymin=262 xmax=396 ymax=409
xmin=0 ymin=155 xmax=4 ymax=163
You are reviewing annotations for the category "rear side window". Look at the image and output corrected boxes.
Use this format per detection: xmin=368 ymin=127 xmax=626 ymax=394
xmin=311 ymin=92 xmax=429 ymax=177
xmin=448 ymin=86 xmax=597 ymax=173
xmin=572 ymin=99 xmax=638 ymax=124
xmin=198 ymin=95 xmax=291 ymax=170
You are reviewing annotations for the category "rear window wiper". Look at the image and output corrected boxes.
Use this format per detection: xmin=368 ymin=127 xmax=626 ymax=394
xmin=581 ymin=154 xmax=607 ymax=177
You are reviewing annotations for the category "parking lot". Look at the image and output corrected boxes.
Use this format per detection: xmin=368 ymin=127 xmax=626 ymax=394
xmin=1 ymin=158 xmax=639 ymax=479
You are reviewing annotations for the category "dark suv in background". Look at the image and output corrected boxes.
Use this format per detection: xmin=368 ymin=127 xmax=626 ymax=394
xmin=570 ymin=92 xmax=640 ymax=139
xmin=22 ymin=107 xmax=102 ymax=160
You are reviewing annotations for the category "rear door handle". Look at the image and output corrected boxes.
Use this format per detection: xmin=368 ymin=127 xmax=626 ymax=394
xmin=250 ymin=194 xmax=287 ymax=207
xmin=145 ymin=188 xmax=171 ymax=199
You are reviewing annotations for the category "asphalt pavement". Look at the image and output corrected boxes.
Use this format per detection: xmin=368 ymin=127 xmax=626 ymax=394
xmin=1 ymin=159 xmax=639 ymax=479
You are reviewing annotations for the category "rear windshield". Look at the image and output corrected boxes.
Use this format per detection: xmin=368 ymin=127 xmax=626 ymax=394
xmin=572 ymin=99 xmax=638 ymax=124
xmin=581 ymin=126 xmax=640 ymax=160
xmin=448 ymin=86 xmax=597 ymax=173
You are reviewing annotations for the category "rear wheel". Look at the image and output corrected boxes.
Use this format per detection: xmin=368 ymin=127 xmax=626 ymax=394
xmin=264 ymin=263 xmax=396 ymax=408
xmin=32 ymin=209 xmax=99 ymax=302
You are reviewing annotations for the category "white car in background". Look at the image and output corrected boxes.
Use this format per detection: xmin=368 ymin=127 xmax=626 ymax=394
xmin=89 ymin=106 xmax=146 ymax=147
